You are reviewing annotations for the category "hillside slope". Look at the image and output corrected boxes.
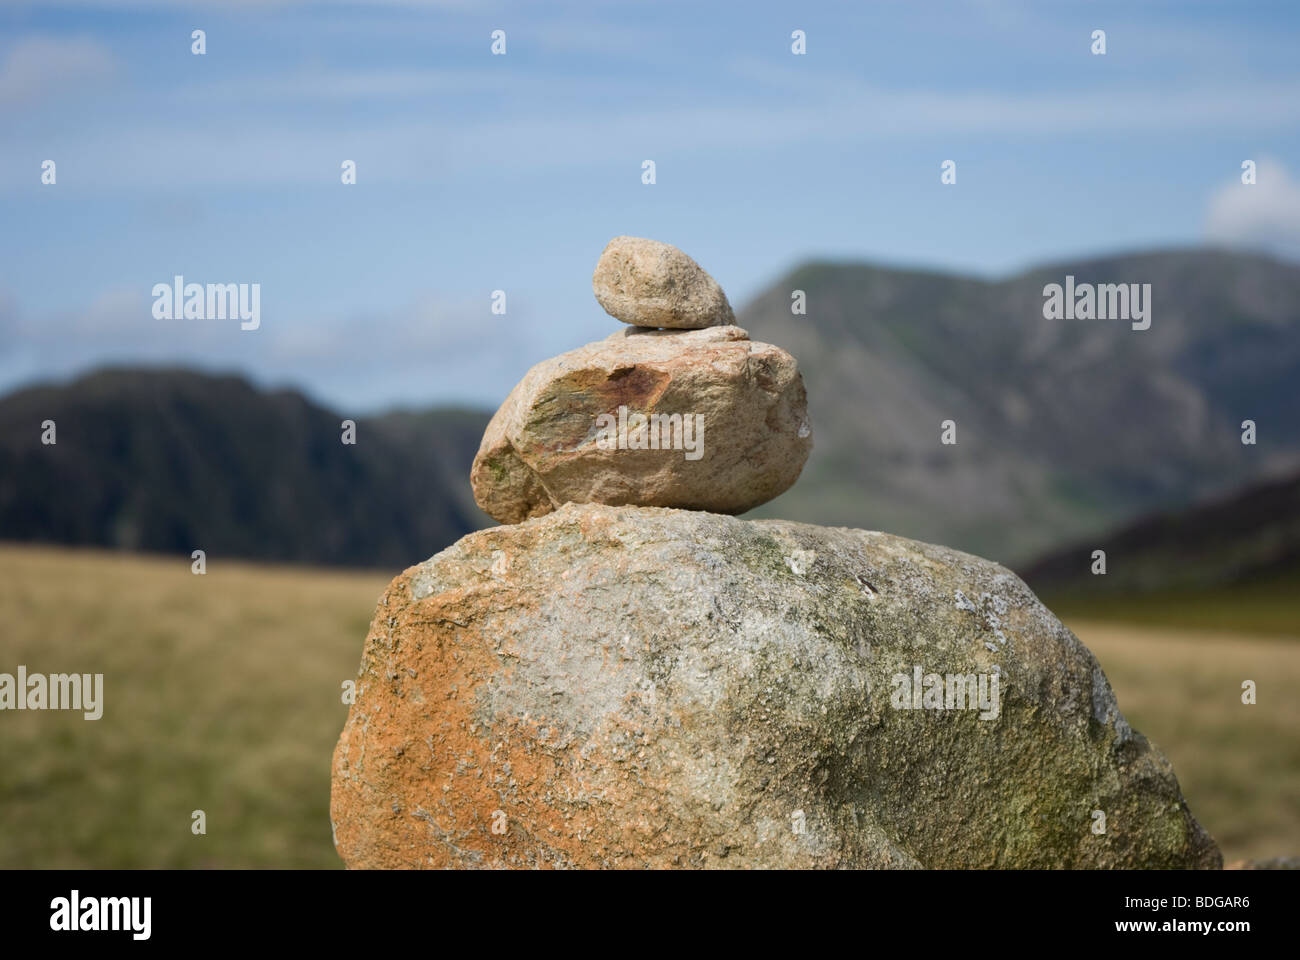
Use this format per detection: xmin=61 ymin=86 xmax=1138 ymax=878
xmin=1022 ymin=469 xmax=1300 ymax=595
xmin=741 ymin=248 xmax=1300 ymax=562
xmin=0 ymin=368 xmax=491 ymax=567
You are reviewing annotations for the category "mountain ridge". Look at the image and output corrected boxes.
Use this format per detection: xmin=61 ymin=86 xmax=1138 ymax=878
xmin=0 ymin=367 xmax=491 ymax=568
xmin=2 ymin=246 xmax=1297 ymax=570
xmin=740 ymin=246 xmax=1300 ymax=563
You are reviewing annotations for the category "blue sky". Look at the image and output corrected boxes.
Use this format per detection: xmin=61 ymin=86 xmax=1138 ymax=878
xmin=2 ymin=0 xmax=1299 ymax=412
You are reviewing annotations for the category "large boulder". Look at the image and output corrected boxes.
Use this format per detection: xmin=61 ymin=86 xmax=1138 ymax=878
xmin=470 ymin=326 xmax=812 ymax=524
xmin=331 ymin=503 xmax=1220 ymax=869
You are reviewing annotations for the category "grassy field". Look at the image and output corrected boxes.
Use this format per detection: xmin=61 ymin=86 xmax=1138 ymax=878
xmin=0 ymin=544 xmax=387 ymax=868
xmin=0 ymin=543 xmax=1295 ymax=867
xmin=1042 ymin=575 xmax=1300 ymax=637
xmin=1068 ymin=620 xmax=1300 ymax=865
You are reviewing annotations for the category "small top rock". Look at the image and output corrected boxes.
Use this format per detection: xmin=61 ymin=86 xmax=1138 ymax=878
xmin=592 ymin=236 xmax=735 ymax=329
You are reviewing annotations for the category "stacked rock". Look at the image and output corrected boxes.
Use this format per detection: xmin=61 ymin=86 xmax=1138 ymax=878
xmin=471 ymin=236 xmax=813 ymax=523
xmin=331 ymin=236 xmax=1221 ymax=870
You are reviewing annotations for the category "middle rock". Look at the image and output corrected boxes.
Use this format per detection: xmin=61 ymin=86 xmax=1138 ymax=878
xmin=471 ymin=325 xmax=813 ymax=524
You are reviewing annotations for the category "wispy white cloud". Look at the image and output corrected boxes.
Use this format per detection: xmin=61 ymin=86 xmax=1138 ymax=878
xmin=1205 ymin=157 xmax=1300 ymax=260
xmin=173 ymin=68 xmax=516 ymax=103
xmin=0 ymin=284 xmax=556 ymax=410
xmin=0 ymin=0 xmax=478 ymax=8
xmin=0 ymin=35 xmax=117 ymax=105
xmin=7 ymin=68 xmax=1298 ymax=189
xmin=531 ymin=20 xmax=673 ymax=59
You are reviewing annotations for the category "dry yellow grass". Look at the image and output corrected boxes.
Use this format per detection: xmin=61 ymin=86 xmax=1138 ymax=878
xmin=0 ymin=543 xmax=388 ymax=868
xmin=0 ymin=543 xmax=1294 ymax=867
xmin=1068 ymin=619 xmax=1300 ymax=865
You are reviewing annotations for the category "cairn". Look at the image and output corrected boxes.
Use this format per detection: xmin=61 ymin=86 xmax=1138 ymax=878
xmin=330 ymin=238 xmax=1218 ymax=871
